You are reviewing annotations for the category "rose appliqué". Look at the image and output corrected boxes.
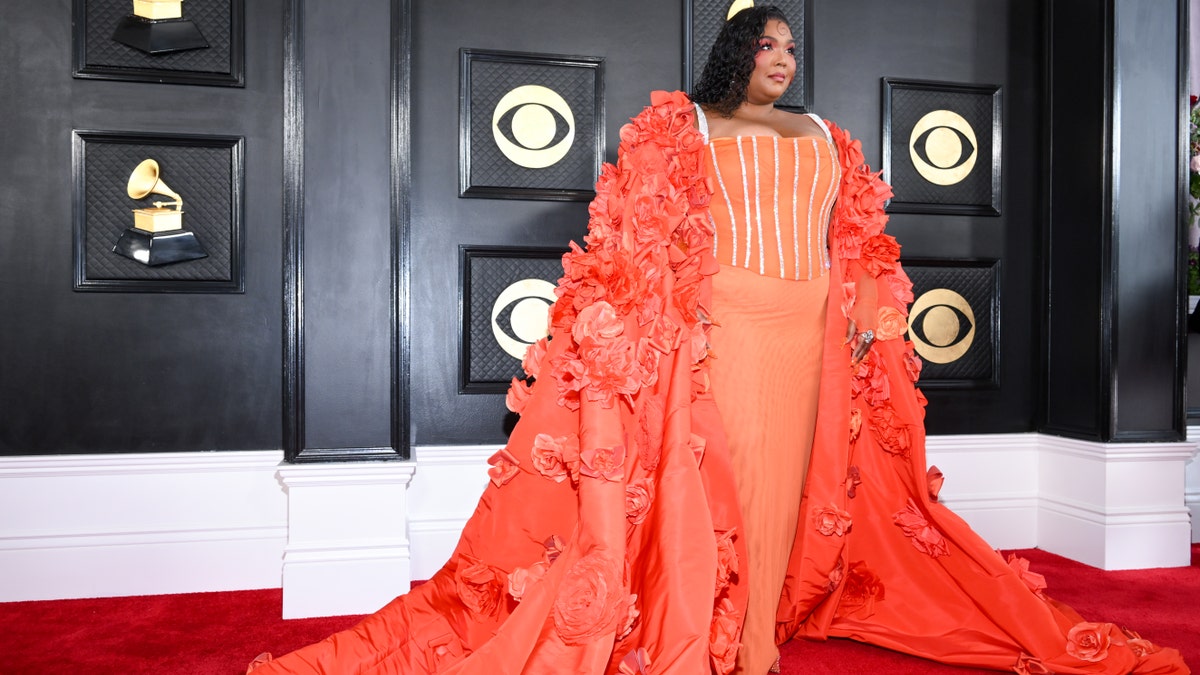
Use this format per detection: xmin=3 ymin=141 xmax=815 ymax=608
xmin=840 ymin=561 xmax=885 ymax=619
xmin=455 ymin=558 xmax=503 ymax=619
xmin=580 ymin=444 xmax=626 ymax=482
xmin=892 ymin=499 xmax=949 ymax=557
xmin=1066 ymin=622 xmax=1113 ymax=663
xmin=813 ymin=504 xmax=853 ymax=537
xmin=708 ymin=597 xmax=741 ymax=675
xmin=874 ymin=306 xmax=908 ymax=341
xmin=486 ymin=449 xmax=520 ymax=488
xmin=625 ymin=478 xmax=655 ymax=524
xmin=552 ymin=551 xmax=626 ymax=644
xmin=1006 ymin=554 xmax=1047 ymax=595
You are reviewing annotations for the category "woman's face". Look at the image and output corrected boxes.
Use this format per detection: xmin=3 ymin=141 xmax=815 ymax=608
xmin=745 ymin=19 xmax=796 ymax=105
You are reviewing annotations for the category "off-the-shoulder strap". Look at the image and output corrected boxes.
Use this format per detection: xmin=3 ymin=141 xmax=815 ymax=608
xmin=804 ymin=112 xmax=833 ymax=143
xmin=694 ymin=102 xmax=710 ymax=143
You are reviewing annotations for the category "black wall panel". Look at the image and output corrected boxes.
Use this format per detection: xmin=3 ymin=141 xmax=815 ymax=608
xmin=0 ymin=0 xmax=283 ymax=455
xmin=811 ymin=0 xmax=1043 ymax=435
xmin=2 ymin=0 xmax=1185 ymax=456
xmin=408 ymin=0 xmax=685 ymax=444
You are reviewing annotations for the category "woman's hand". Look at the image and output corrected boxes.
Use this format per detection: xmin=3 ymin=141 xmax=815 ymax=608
xmin=845 ymin=319 xmax=874 ymax=367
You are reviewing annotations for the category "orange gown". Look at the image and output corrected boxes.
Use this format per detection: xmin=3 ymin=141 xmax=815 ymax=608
xmin=702 ymin=126 xmax=840 ymax=675
xmin=247 ymin=91 xmax=1189 ymax=675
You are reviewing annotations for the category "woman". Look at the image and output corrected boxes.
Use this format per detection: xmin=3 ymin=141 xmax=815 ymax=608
xmin=249 ymin=7 xmax=1188 ymax=675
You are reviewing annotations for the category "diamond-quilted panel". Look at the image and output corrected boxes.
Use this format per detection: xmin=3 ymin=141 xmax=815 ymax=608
xmin=904 ymin=261 xmax=998 ymax=385
xmin=82 ymin=0 xmax=233 ymax=74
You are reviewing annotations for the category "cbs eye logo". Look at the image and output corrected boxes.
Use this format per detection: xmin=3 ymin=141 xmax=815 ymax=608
xmin=907 ymin=288 xmax=975 ymax=364
xmin=491 ymin=279 xmax=557 ymax=360
xmin=492 ymin=85 xmax=575 ymax=169
xmin=908 ymin=109 xmax=978 ymax=186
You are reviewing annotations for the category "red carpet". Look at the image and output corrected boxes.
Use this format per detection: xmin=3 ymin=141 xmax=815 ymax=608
xmin=0 ymin=546 xmax=1195 ymax=674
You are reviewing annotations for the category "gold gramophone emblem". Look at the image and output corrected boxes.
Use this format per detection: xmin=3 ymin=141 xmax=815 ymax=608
xmin=112 ymin=159 xmax=208 ymax=266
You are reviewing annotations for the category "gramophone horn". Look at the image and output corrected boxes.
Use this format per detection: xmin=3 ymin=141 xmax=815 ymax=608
xmin=127 ymin=159 xmax=183 ymax=211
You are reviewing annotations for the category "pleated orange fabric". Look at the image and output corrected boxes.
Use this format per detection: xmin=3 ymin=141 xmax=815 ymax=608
xmin=246 ymin=92 xmax=1190 ymax=675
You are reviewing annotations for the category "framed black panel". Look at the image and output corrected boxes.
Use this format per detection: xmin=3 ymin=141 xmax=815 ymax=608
xmin=73 ymin=130 xmax=244 ymax=293
xmin=882 ymin=78 xmax=1002 ymax=216
xmin=683 ymin=0 xmax=813 ymax=112
xmin=72 ymin=0 xmax=244 ymax=87
xmin=903 ymin=258 xmax=1000 ymax=389
xmin=459 ymin=49 xmax=604 ymax=201
xmin=460 ymin=246 xmax=565 ymax=394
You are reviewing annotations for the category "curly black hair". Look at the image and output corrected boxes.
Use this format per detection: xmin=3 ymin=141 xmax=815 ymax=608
xmin=690 ymin=5 xmax=790 ymax=117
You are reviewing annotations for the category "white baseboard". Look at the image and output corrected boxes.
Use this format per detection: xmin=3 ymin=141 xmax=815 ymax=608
xmin=1 ymin=432 xmax=1194 ymax=609
xmin=407 ymin=445 xmax=493 ymax=580
xmin=1037 ymin=436 xmax=1196 ymax=569
xmin=277 ymin=462 xmax=417 ymax=619
xmin=0 ymin=451 xmax=288 ymax=602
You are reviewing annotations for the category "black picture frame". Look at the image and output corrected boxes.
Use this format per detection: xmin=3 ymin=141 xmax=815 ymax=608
xmin=683 ymin=0 xmax=813 ymax=112
xmin=459 ymin=49 xmax=604 ymax=201
xmin=901 ymin=257 xmax=1000 ymax=389
xmin=459 ymin=245 xmax=565 ymax=394
xmin=73 ymin=130 xmax=245 ymax=293
xmin=72 ymin=0 xmax=245 ymax=87
xmin=882 ymin=78 xmax=1002 ymax=216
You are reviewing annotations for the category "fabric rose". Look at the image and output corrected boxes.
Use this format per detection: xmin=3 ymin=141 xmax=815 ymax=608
xmin=846 ymin=465 xmax=862 ymax=499
xmin=874 ymin=306 xmax=908 ymax=341
xmin=1066 ymin=622 xmax=1113 ymax=663
xmin=1014 ymin=654 xmax=1053 ymax=675
xmin=892 ymin=499 xmax=949 ymax=558
xmin=927 ymin=465 xmax=944 ymax=501
xmin=1006 ymin=554 xmax=1047 ymax=595
xmin=708 ymin=597 xmax=741 ymax=675
xmin=486 ymin=449 xmax=520 ymax=488
xmin=902 ymin=341 xmax=923 ymax=383
xmin=635 ymin=337 xmax=661 ymax=388
xmin=848 ymin=408 xmax=863 ymax=442
xmin=870 ymin=403 xmax=910 ymax=457
xmin=455 ymin=558 xmax=503 ymax=619
xmin=553 ymin=551 xmax=626 ymax=644
xmin=507 ymin=561 xmax=549 ymax=602
xmin=637 ymin=397 xmax=664 ymax=471
xmin=616 ymin=593 xmax=640 ymax=641
xmin=521 ymin=337 xmax=549 ymax=379
xmin=826 ymin=557 xmax=845 ymax=593
xmin=423 ymin=632 xmax=463 ymax=672
xmin=505 ymin=377 xmax=533 ymax=414
xmin=885 ymin=268 xmax=915 ymax=308
xmin=580 ymin=444 xmax=626 ymax=482
xmin=618 ymin=647 xmax=652 ymax=675
xmin=550 ymin=349 xmax=586 ymax=411
xmin=530 ymin=433 xmax=569 ymax=483
xmin=1122 ymin=629 xmax=1160 ymax=658
xmin=714 ymin=528 xmax=739 ymax=597
xmin=850 ymin=353 xmax=890 ymax=406
xmin=860 ymin=234 xmax=902 ymax=277
xmin=625 ymin=478 xmax=655 ymax=525
xmin=840 ymin=561 xmax=885 ymax=619
xmin=813 ymin=504 xmax=853 ymax=537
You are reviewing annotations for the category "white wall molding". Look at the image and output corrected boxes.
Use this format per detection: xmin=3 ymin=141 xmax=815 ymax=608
xmin=407 ymin=445 xmax=494 ymax=580
xmin=1037 ymin=436 xmax=1195 ymax=570
xmin=0 ymin=450 xmax=288 ymax=602
xmin=1 ymin=432 xmax=1194 ymax=609
xmin=277 ymin=461 xmax=417 ymax=619
xmin=1184 ymin=425 xmax=1200 ymax=543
